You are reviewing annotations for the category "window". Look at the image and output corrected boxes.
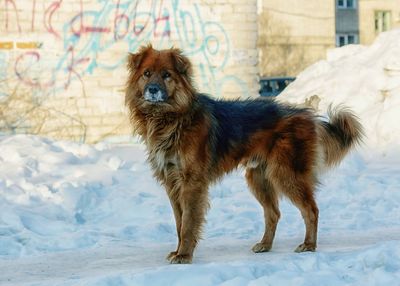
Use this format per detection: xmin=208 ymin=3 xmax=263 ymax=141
xmin=338 ymin=35 xmax=345 ymax=46
xmin=375 ymin=11 xmax=392 ymax=33
xmin=338 ymin=0 xmax=356 ymax=9
xmin=336 ymin=34 xmax=359 ymax=47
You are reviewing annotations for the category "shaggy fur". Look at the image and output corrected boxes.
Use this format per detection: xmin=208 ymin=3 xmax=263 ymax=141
xmin=125 ymin=45 xmax=363 ymax=264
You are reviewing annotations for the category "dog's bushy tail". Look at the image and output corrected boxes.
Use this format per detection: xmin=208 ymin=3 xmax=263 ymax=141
xmin=317 ymin=106 xmax=364 ymax=168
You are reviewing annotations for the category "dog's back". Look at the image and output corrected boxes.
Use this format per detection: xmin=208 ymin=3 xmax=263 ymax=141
xmin=198 ymin=94 xmax=363 ymax=175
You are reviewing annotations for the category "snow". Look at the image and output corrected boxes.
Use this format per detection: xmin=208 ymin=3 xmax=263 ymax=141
xmin=0 ymin=136 xmax=399 ymax=285
xmin=1 ymin=30 xmax=400 ymax=285
xmin=278 ymin=29 xmax=400 ymax=157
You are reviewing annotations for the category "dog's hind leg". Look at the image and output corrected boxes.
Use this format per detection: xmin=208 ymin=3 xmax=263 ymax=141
xmin=272 ymin=173 xmax=319 ymax=252
xmin=267 ymin=113 xmax=320 ymax=252
xmin=246 ymin=165 xmax=280 ymax=253
xmin=291 ymin=191 xmax=319 ymax=253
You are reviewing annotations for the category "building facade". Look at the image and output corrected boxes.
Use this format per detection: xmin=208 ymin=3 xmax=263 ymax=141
xmin=336 ymin=0 xmax=360 ymax=46
xmin=259 ymin=0 xmax=400 ymax=76
xmin=0 ymin=0 xmax=259 ymax=142
xmin=1 ymin=0 xmax=399 ymax=142
xmin=358 ymin=0 xmax=400 ymax=44
xmin=335 ymin=0 xmax=400 ymax=46
xmin=258 ymin=0 xmax=336 ymax=77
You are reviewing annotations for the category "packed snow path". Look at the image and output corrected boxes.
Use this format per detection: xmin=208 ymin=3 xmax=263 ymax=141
xmin=1 ymin=231 xmax=400 ymax=285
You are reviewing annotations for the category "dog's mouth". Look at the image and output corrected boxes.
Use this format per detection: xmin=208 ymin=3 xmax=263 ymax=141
xmin=143 ymin=84 xmax=167 ymax=103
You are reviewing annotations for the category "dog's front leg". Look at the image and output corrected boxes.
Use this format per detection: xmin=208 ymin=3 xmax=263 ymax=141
xmin=169 ymin=182 xmax=208 ymax=264
xmin=166 ymin=195 xmax=182 ymax=261
xmin=164 ymin=180 xmax=183 ymax=262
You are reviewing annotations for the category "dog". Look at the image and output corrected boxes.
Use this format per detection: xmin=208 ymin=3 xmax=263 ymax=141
xmin=125 ymin=45 xmax=363 ymax=264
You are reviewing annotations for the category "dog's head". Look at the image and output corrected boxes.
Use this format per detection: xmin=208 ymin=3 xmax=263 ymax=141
xmin=126 ymin=45 xmax=196 ymax=113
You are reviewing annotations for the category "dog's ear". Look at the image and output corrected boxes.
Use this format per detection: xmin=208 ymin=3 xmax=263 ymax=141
xmin=170 ymin=49 xmax=192 ymax=77
xmin=127 ymin=44 xmax=153 ymax=72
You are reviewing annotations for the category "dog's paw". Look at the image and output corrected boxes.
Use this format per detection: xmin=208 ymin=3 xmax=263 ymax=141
xmin=294 ymin=243 xmax=316 ymax=253
xmin=252 ymin=242 xmax=272 ymax=253
xmin=166 ymin=251 xmax=178 ymax=262
xmin=169 ymin=254 xmax=192 ymax=264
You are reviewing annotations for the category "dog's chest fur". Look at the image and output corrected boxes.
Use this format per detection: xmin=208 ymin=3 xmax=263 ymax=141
xmin=150 ymin=148 xmax=180 ymax=175
xmin=146 ymin=128 xmax=183 ymax=181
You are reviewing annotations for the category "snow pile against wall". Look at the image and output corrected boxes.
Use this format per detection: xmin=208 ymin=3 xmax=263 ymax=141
xmin=279 ymin=29 xmax=400 ymax=156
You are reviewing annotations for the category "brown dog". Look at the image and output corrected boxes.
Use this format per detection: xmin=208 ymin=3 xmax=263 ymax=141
xmin=125 ymin=45 xmax=363 ymax=264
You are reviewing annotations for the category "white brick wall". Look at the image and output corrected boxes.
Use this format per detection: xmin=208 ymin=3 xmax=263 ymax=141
xmin=0 ymin=0 xmax=259 ymax=142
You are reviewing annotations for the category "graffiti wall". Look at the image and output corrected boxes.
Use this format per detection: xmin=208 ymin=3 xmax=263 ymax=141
xmin=0 ymin=0 xmax=259 ymax=142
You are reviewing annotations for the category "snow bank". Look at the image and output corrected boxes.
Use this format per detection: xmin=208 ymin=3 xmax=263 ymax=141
xmin=0 ymin=135 xmax=172 ymax=256
xmin=0 ymin=135 xmax=399 ymax=285
xmin=278 ymin=29 xmax=400 ymax=156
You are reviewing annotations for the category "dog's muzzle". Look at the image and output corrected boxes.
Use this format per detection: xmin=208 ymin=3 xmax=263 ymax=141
xmin=144 ymin=83 xmax=167 ymax=103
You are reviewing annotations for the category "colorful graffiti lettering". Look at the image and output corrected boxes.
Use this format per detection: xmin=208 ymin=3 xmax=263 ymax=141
xmin=44 ymin=0 xmax=63 ymax=38
xmin=3 ymin=0 xmax=22 ymax=33
xmin=1 ymin=0 xmax=248 ymax=97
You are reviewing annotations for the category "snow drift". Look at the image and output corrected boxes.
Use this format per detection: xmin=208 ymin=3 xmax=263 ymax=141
xmin=279 ymin=29 xmax=400 ymax=156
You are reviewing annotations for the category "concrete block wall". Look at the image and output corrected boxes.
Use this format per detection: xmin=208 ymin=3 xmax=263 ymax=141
xmin=0 ymin=0 xmax=259 ymax=143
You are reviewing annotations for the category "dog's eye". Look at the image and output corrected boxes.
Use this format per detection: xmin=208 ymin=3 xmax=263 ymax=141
xmin=144 ymin=70 xmax=151 ymax=78
xmin=162 ymin=71 xmax=171 ymax=79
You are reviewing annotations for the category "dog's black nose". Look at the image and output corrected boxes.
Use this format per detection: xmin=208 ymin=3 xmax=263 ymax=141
xmin=144 ymin=83 xmax=166 ymax=102
xmin=148 ymin=84 xmax=160 ymax=95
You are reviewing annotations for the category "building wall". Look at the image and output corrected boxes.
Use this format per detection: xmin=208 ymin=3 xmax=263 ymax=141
xmin=359 ymin=0 xmax=400 ymax=44
xmin=258 ymin=0 xmax=335 ymax=77
xmin=336 ymin=6 xmax=359 ymax=34
xmin=0 ymin=0 xmax=259 ymax=143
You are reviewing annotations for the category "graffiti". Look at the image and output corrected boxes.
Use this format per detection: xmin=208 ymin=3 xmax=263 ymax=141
xmin=44 ymin=0 xmax=63 ymax=39
xmin=69 ymin=0 xmax=112 ymax=37
xmin=0 ymin=0 xmax=248 ymax=141
xmin=1 ymin=0 xmax=248 ymax=98
xmin=64 ymin=46 xmax=91 ymax=89
xmin=31 ymin=0 xmax=37 ymax=31
xmin=0 ymin=0 xmax=253 ymax=141
xmin=15 ymin=51 xmax=41 ymax=87
xmin=3 ymin=0 xmax=21 ymax=33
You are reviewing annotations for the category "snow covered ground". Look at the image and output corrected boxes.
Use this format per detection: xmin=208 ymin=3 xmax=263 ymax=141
xmin=1 ymin=30 xmax=400 ymax=285
xmin=0 ymin=135 xmax=399 ymax=286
